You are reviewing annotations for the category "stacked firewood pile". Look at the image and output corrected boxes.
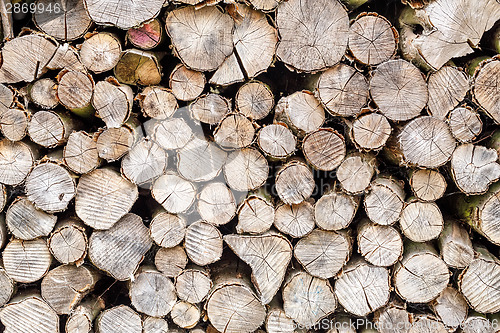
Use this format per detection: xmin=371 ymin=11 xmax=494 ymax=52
xmin=0 ymin=0 xmax=499 ymax=332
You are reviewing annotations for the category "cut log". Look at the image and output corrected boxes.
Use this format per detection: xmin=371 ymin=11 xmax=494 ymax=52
xmin=427 ymin=67 xmax=469 ymax=120
xmin=409 ymin=169 xmax=447 ymax=201
xmin=48 ymin=218 xmax=88 ymax=265
xmin=275 ymin=91 xmax=325 ymax=134
xmin=364 ymin=176 xmax=405 ymax=226
xmin=189 ymin=93 xmax=231 ymax=125
xmin=223 ymin=148 xmax=268 ymax=192
xmin=28 ymin=110 xmax=75 ymax=148
xmin=169 ymin=64 xmax=205 ymax=102
xmin=177 ymin=136 xmax=227 ymax=182
xmin=451 ymin=144 xmax=500 ymax=195
xmin=88 ymin=213 xmax=152 ymax=280
xmin=276 ymin=0 xmax=348 ymax=72
xmin=447 ymin=107 xmax=482 ymax=143
xmin=294 ymin=229 xmax=350 ymax=279
xmin=171 ymin=301 xmax=200 ymax=329
xmin=399 ymin=200 xmax=444 ymax=242
xmin=41 ymin=264 xmax=99 ymax=315
xmin=29 ymin=78 xmax=59 ymax=109
xmin=150 ymin=211 xmax=186 ymax=248
xmin=121 ymin=138 xmax=167 ymax=186
xmin=0 ymin=139 xmax=35 ymax=185
xmin=224 ymin=233 xmax=293 ymax=304
xmin=214 ymin=113 xmax=255 ymax=149
xmin=350 ymin=113 xmax=392 ymax=151
xmin=153 ymin=117 xmax=193 ymax=150
xmin=96 ymin=305 xmax=142 ymax=333
xmin=142 ymin=316 xmax=169 ymax=333
xmin=152 ymin=173 xmax=196 ymax=214
xmin=155 ymin=246 xmax=188 ymax=278
xmin=75 ymin=168 xmax=138 ymax=230
xmin=257 ymin=123 xmax=297 ymax=159
xmin=348 ymin=13 xmax=398 ymax=66
xmin=236 ymin=195 xmax=274 ymax=234
xmin=282 ymin=270 xmax=336 ymax=327
xmin=63 ymin=131 xmax=100 ymax=174
xmin=66 ymin=296 xmax=105 ymax=333
xmin=357 ymin=219 xmax=403 ymax=267
xmin=337 ymin=152 xmax=377 ymax=195
xmin=129 ymin=267 xmax=177 ymax=317
xmin=197 ymin=182 xmax=236 ymax=226
xmin=96 ymin=125 xmax=136 ymax=162
xmin=374 ymin=302 xmax=413 ymax=333
xmin=275 ymin=159 xmax=315 ymax=205
xmin=185 ymin=221 xmax=223 ymax=266
xmin=0 ymin=107 xmax=28 ymax=141
xmin=47 ymin=42 xmax=86 ymax=72
xmin=165 ymin=6 xmax=234 ymax=72
xmin=0 ymin=267 xmax=14 ymax=307
xmin=137 ymin=86 xmax=178 ymax=120
xmin=314 ymin=190 xmax=359 ymax=230
xmin=274 ymin=201 xmax=315 ymax=238
xmin=3 ymin=238 xmax=52 ymax=283
xmin=235 ymin=81 xmax=273 ymax=120
xmin=6 ymin=197 xmax=56 ymax=240
xmin=266 ymin=308 xmax=295 ymax=333
xmin=114 ymin=49 xmax=162 ymax=86
xmin=56 ymin=69 xmax=94 ymax=116
xmin=438 ymin=218 xmax=474 ymax=269
xmin=126 ymin=18 xmax=163 ymax=50
xmin=93 ymin=78 xmax=133 ymax=128
xmin=335 ymin=258 xmax=390 ymax=316
xmin=393 ymin=242 xmax=450 ymax=303
xmin=473 ymin=58 xmax=500 ymax=123
xmin=80 ymin=32 xmax=122 ymax=74
xmin=370 ymin=59 xmax=428 ymax=121
xmin=461 ymin=314 xmax=496 ymax=333
xmin=431 ymin=286 xmax=468 ymax=330
xmin=302 ymin=128 xmax=345 ymax=171
xmin=407 ymin=315 xmax=448 ymax=333
xmin=175 ymin=267 xmax=212 ymax=304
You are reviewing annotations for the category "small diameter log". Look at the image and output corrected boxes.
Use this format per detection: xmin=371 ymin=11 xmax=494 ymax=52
xmin=137 ymin=86 xmax=178 ymax=120
xmin=214 ymin=113 xmax=255 ymax=149
xmin=0 ymin=139 xmax=35 ymax=185
xmin=171 ymin=301 xmax=200 ymax=329
xmin=364 ymin=176 xmax=405 ymax=226
xmin=282 ymin=270 xmax=336 ymax=327
xmin=185 ymin=221 xmax=223 ymax=266
xmin=275 ymin=160 xmax=315 ymax=205
xmin=152 ymin=173 xmax=196 ymax=214
xmin=175 ymin=268 xmax=212 ymax=304
xmin=155 ymin=246 xmax=188 ymax=278
xmin=41 ymin=265 xmax=99 ymax=315
xmin=25 ymin=161 xmax=76 ymax=213
xmin=3 ymin=238 xmax=52 ymax=283
xmin=427 ymin=67 xmax=469 ymax=119
xmin=400 ymin=200 xmax=444 ymax=242
xmin=337 ymin=153 xmax=376 ymax=195
xmin=165 ymin=6 xmax=234 ymax=72
xmin=80 ymin=32 xmax=122 ymax=74
xmin=294 ymin=229 xmax=350 ymax=279
xmin=6 ymin=197 xmax=56 ymax=240
xmin=408 ymin=315 xmax=447 ymax=333
xmin=0 ymin=107 xmax=28 ymax=141
xmin=357 ymin=219 xmax=403 ymax=267
xmin=121 ymin=138 xmax=167 ymax=186
xmin=225 ymin=233 xmax=292 ymax=304
xmin=370 ymin=59 xmax=428 ymax=121
xmin=374 ymin=303 xmax=413 ymax=333
xmin=257 ymin=123 xmax=296 ymax=159
xmin=96 ymin=125 xmax=136 ymax=162
xmin=461 ymin=314 xmax=496 ymax=333
xmin=0 ymin=293 xmax=59 ymax=333
xmin=177 ymin=136 xmax=227 ymax=182
xmin=64 ymin=131 xmax=100 ymax=174
xmin=236 ymin=81 xmax=273 ymax=120
xmin=48 ymin=218 xmax=88 ymax=265
xmin=0 ymin=267 xmax=14 ymax=307
xmin=473 ymin=58 xmax=500 ymax=123
xmin=66 ymin=296 xmax=105 ymax=333
xmin=96 ymin=305 xmax=142 ymax=333
xmin=197 ymin=182 xmax=236 ymax=226
xmin=28 ymin=110 xmax=74 ymax=148
xmin=236 ymin=195 xmax=274 ymax=234
xmin=75 ymin=168 xmax=138 ymax=230
xmin=393 ymin=242 xmax=450 ymax=303
xmin=126 ymin=18 xmax=163 ymax=50
xmin=266 ymin=308 xmax=295 ymax=333
xmin=275 ymin=91 xmax=325 ymax=134
xmin=34 ymin=0 xmax=91 ymax=40
xmin=431 ymin=286 xmax=468 ymax=330
xmin=274 ymin=201 xmax=315 ymax=238
xmin=114 ymin=49 xmax=162 ymax=86
xmin=335 ymin=258 xmax=390 ymax=316
xmin=153 ymin=117 xmax=193 ymax=150
xmin=57 ymin=70 xmax=94 ymax=116
xmin=447 ymin=107 xmax=482 ymax=143
xmin=409 ymin=169 xmax=447 ymax=201
xmin=0 ymin=84 xmax=14 ymax=113
xmin=451 ymin=144 xmax=500 ymax=195
xmin=189 ymin=93 xmax=231 ymax=125
xmin=92 ymin=78 xmax=133 ymax=128
xmin=276 ymin=0 xmax=348 ymax=72
xmin=223 ymin=148 xmax=268 ymax=192
xmin=89 ymin=213 xmax=152 ymax=281
xmin=459 ymin=246 xmax=500 ymax=313
xmin=129 ymin=267 xmax=177 ymax=317
xmin=29 ymin=78 xmax=59 ymax=109
xmin=302 ymin=128 xmax=345 ymax=171
xmin=397 ymin=116 xmax=456 ymax=168
xmin=248 ymin=0 xmax=281 ymax=11
xmin=143 ymin=316 xmax=169 ymax=333
xmin=169 ymin=64 xmax=205 ymax=102
xmin=348 ymin=13 xmax=398 ymax=66
xmin=351 ymin=113 xmax=392 ymax=151
xmin=314 ymin=190 xmax=359 ymax=230
xmin=438 ymin=219 xmax=474 ymax=269
xmin=150 ymin=212 xmax=186 ymax=248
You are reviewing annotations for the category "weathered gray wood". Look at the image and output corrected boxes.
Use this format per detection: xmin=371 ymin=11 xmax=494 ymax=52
xmin=80 ymin=32 xmax=122 ymax=74
xmin=48 ymin=218 xmax=88 ymax=266
xmin=275 ymin=159 xmax=315 ymax=205
xmin=337 ymin=153 xmax=377 ymax=194
xmin=185 ymin=221 xmax=223 ymax=266
xmin=6 ymin=197 xmax=56 ymax=240
xmin=171 ymin=301 xmax=200 ymax=329
xmin=364 ymin=176 xmax=405 ymax=226
xmin=447 ymin=107 xmax=482 ymax=143
xmin=150 ymin=211 xmax=186 ymax=248
xmin=96 ymin=305 xmax=142 ymax=333
xmin=357 ymin=219 xmax=403 ymax=267
xmin=314 ymin=189 xmax=359 ymax=231
xmin=0 ymin=139 xmax=35 ymax=185
xmin=197 ymin=182 xmax=236 ymax=226
xmin=169 ymin=64 xmax=205 ymax=102
xmin=399 ymin=200 xmax=444 ymax=242
xmin=155 ymin=246 xmax=188 ymax=278
xmin=3 ymin=238 xmax=52 ymax=283
xmin=302 ymin=128 xmax=346 ymax=171
xmin=438 ymin=219 xmax=474 ymax=269
xmin=175 ymin=267 xmax=212 ymax=304
xmin=431 ymin=286 xmax=468 ymax=330
xmin=138 ymin=86 xmax=178 ymax=120
xmin=409 ymin=169 xmax=447 ymax=201
xmin=274 ymin=201 xmax=315 ymax=238
xmin=65 ymin=296 xmax=105 ymax=333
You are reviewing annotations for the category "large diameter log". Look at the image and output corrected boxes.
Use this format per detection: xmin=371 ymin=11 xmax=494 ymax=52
xmin=6 ymin=197 xmax=56 ymax=240
xmin=64 ymin=131 xmax=100 ymax=174
xmin=48 ymin=218 xmax=88 ymax=266
xmin=473 ymin=58 xmax=500 ymax=123
xmin=409 ymin=169 xmax=447 ymax=201
xmin=3 ymin=238 xmax=52 ymax=283
xmin=447 ymin=107 xmax=482 ymax=143
xmin=0 ymin=107 xmax=29 ymax=141
xmin=275 ymin=160 xmax=315 ymax=205
xmin=92 ymin=78 xmax=133 ymax=128
xmin=155 ymin=246 xmax=188 ymax=278
xmin=88 ymin=213 xmax=152 ymax=281
xmin=337 ymin=153 xmax=377 ymax=194
xmin=427 ymin=66 xmax=469 ymax=119
xmin=185 ymin=221 xmax=223 ymax=266
xmin=431 ymin=286 xmax=468 ymax=330
xmin=399 ymin=200 xmax=444 ymax=242
xmin=438 ymin=219 xmax=474 ymax=269
xmin=276 ymin=0 xmax=348 ymax=72
xmin=364 ymin=176 xmax=405 ymax=226
xmin=302 ymin=128 xmax=345 ymax=171
xmin=80 ymin=32 xmax=122 ymax=74
xmin=137 ymin=86 xmax=178 ymax=120
xmin=28 ymin=110 xmax=75 ymax=148
xmin=152 ymin=173 xmax=196 ymax=214
xmin=223 ymin=148 xmax=268 ymax=192
xmin=66 ymin=296 xmax=105 ymax=333
xmin=121 ymin=138 xmax=167 ymax=186
xmin=177 ymin=136 xmax=227 ymax=182
xmin=274 ymin=201 xmax=315 ymax=238
xmin=257 ymin=123 xmax=297 ymax=159
xmin=235 ymin=81 xmax=273 ymax=120
xmin=315 ymin=190 xmax=359 ymax=230
xmin=357 ymin=219 xmax=403 ymax=267
xmin=150 ymin=211 xmax=186 ymax=248
xmin=169 ymin=64 xmax=205 ymax=102
xmin=96 ymin=305 xmax=142 ymax=333
xmin=236 ymin=195 xmax=274 ymax=234
xmin=175 ymin=268 xmax=212 ymax=304
xmin=0 ymin=139 xmax=34 ymax=185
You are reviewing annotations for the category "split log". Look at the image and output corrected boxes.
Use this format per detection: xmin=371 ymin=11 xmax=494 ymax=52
xmin=275 ymin=0 xmax=348 ymax=72
xmin=275 ymin=91 xmax=325 ymax=134
xmin=153 ymin=117 xmax=193 ymax=150
xmin=348 ymin=13 xmax=398 ymax=66
xmin=48 ymin=218 xmax=88 ymax=265
xmin=473 ymin=58 xmax=500 ymax=123
xmin=334 ymin=258 xmax=390 ymax=316
xmin=171 ymin=301 xmax=200 ymax=329
xmin=92 ymin=78 xmax=133 ymax=128
xmin=165 ymin=6 xmax=234 ymax=72
xmin=75 ymin=168 xmax=138 ymax=230
xmin=0 ymin=267 xmax=14 ymax=307
xmin=427 ymin=67 xmax=469 ymax=119
xmin=0 ymin=107 xmax=28 ymax=141
xmin=129 ymin=267 xmax=177 ymax=317
xmin=96 ymin=305 xmax=142 ymax=333
xmin=66 ymin=296 xmax=105 ymax=333
xmin=302 ymin=128 xmax=345 ymax=171
xmin=88 ymin=213 xmax=152 ymax=280
xmin=431 ymin=286 xmax=468 ymax=330
xmin=96 ymin=125 xmax=137 ymax=162
xmin=197 ymin=182 xmax=236 ymax=226
xmin=350 ymin=113 xmax=392 ymax=151
xmin=47 ymin=42 xmax=86 ymax=72
xmin=28 ymin=110 xmax=75 ymax=147
xmin=79 ymin=32 xmax=122 ymax=74
xmin=236 ymin=195 xmax=274 ymax=234
xmin=438 ymin=219 xmax=474 ymax=269
xmin=374 ymin=302 xmax=413 ymax=333
xmin=370 ymin=59 xmax=428 ymax=121
xmin=6 ymin=197 xmax=56 ymax=240
xmin=275 ymin=159 xmax=315 ymax=205
xmin=357 ymin=219 xmax=403 ymax=267
xmin=149 ymin=211 xmax=186 ymax=248
xmin=235 ymin=81 xmax=273 ymax=120
xmin=314 ymin=190 xmax=359 ymax=230
xmin=2 ymin=238 xmax=52 ymax=283
xmin=34 ymin=0 xmax=91 ymax=40
xmin=224 ymin=233 xmax=292 ymax=304
xmin=114 ymin=49 xmax=162 ymax=86
xmin=189 ymin=93 xmax=231 ymax=125
xmin=41 ymin=264 xmax=99 ymax=314
xmin=185 ymin=221 xmax=223 ymax=266
xmin=364 ymin=176 xmax=405 ymax=226
xmin=175 ymin=267 xmax=212 ymax=304
xmin=223 ymin=148 xmax=268 ymax=192
xmin=126 ymin=18 xmax=163 ymax=50
xmin=274 ymin=201 xmax=315 ymax=238
xmin=266 ymin=308 xmax=295 ymax=333
xmin=407 ymin=315 xmax=447 ymax=333
xmin=282 ymin=270 xmax=336 ymax=327
xmin=121 ymin=138 xmax=167 ymax=186
xmin=142 ymin=316 xmax=169 ymax=333
xmin=399 ymin=200 xmax=444 ymax=242
xmin=294 ymin=229 xmax=350 ymax=279
xmin=447 ymin=107 xmax=482 ymax=143
xmin=409 ymin=169 xmax=447 ymax=201
xmin=56 ymin=69 xmax=94 ymax=116
xmin=155 ymin=246 xmax=188 ymax=278
xmin=257 ymin=123 xmax=297 ymax=159
xmin=29 ymin=78 xmax=59 ymax=109
xmin=63 ymin=131 xmax=100 ymax=174
xmin=214 ymin=113 xmax=255 ymax=149
xmin=137 ymin=86 xmax=178 ymax=120
xmin=337 ymin=152 xmax=377 ymax=194
xmin=0 ymin=139 xmax=35 ymax=185
xmin=393 ymin=242 xmax=450 ymax=303
xmin=169 ymin=64 xmax=206 ymax=102
xmin=152 ymin=173 xmax=196 ymax=214
xmin=177 ymin=136 xmax=227 ymax=182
